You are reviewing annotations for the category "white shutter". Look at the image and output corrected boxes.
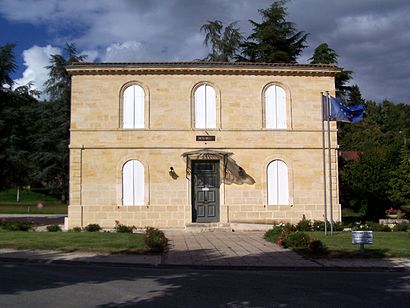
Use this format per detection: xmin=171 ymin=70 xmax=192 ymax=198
xmin=265 ymin=86 xmax=276 ymax=128
xmin=123 ymin=160 xmax=144 ymax=206
xmin=123 ymin=160 xmax=134 ymax=205
xmin=277 ymin=160 xmax=289 ymax=204
xmin=195 ymin=85 xmax=206 ymax=128
xmin=265 ymin=85 xmax=286 ymax=129
xmin=123 ymin=86 xmax=134 ymax=128
xmin=205 ymin=85 xmax=216 ymax=128
xmin=267 ymin=160 xmax=289 ymax=205
xmin=276 ymin=86 xmax=287 ymax=128
xmin=133 ymin=160 xmax=144 ymax=205
xmin=134 ymin=85 xmax=145 ymax=128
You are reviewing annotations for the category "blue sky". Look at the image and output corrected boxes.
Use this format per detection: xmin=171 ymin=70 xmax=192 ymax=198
xmin=1 ymin=0 xmax=410 ymax=103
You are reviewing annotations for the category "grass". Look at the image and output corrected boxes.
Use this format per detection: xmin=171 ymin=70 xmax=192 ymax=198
xmin=0 ymin=188 xmax=67 ymax=214
xmin=0 ymin=231 xmax=147 ymax=253
xmin=306 ymin=231 xmax=410 ymax=258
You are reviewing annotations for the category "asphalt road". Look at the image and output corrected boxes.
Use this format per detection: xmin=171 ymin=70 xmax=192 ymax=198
xmin=0 ymin=262 xmax=409 ymax=307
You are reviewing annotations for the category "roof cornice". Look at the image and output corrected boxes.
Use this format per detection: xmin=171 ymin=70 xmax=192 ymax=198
xmin=66 ymin=61 xmax=341 ymax=77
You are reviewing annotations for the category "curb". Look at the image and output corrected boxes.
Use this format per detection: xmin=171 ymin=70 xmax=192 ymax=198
xmin=0 ymin=256 xmax=407 ymax=272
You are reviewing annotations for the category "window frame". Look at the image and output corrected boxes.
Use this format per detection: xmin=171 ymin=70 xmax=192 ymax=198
xmin=119 ymin=82 xmax=150 ymax=129
xmin=192 ymin=82 xmax=220 ymax=130
xmin=122 ymin=159 xmax=145 ymax=206
xmin=267 ymin=159 xmax=289 ymax=205
xmin=262 ymin=83 xmax=290 ymax=130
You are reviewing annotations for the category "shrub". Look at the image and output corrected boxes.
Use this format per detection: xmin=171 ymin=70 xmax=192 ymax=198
xmin=84 ymin=224 xmax=102 ymax=232
xmin=115 ymin=224 xmax=134 ymax=233
xmin=0 ymin=221 xmax=33 ymax=231
xmin=144 ymin=227 xmax=168 ymax=252
xmin=264 ymin=226 xmax=283 ymax=242
xmin=70 ymin=227 xmax=82 ymax=232
xmin=296 ymin=215 xmax=312 ymax=231
xmin=392 ymin=222 xmax=410 ymax=232
xmin=308 ymin=240 xmax=327 ymax=254
xmin=46 ymin=224 xmax=62 ymax=232
xmin=283 ymin=232 xmax=310 ymax=248
xmin=366 ymin=222 xmax=391 ymax=232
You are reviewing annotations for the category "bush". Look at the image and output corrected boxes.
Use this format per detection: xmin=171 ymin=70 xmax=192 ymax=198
xmin=115 ymin=224 xmax=134 ymax=233
xmin=392 ymin=222 xmax=410 ymax=232
xmin=0 ymin=221 xmax=33 ymax=231
xmin=70 ymin=227 xmax=82 ymax=232
xmin=46 ymin=224 xmax=62 ymax=232
xmin=308 ymin=240 xmax=327 ymax=254
xmin=366 ymin=222 xmax=391 ymax=232
xmin=283 ymin=232 xmax=310 ymax=248
xmin=296 ymin=215 xmax=312 ymax=231
xmin=144 ymin=227 xmax=168 ymax=252
xmin=84 ymin=224 xmax=102 ymax=232
xmin=264 ymin=226 xmax=283 ymax=242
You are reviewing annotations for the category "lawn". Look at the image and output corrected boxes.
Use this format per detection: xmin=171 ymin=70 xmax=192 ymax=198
xmin=306 ymin=231 xmax=410 ymax=258
xmin=0 ymin=188 xmax=67 ymax=214
xmin=0 ymin=231 xmax=147 ymax=253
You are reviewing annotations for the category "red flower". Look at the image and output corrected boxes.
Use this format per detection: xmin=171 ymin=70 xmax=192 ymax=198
xmin=277 ymin=238 xmax=283 ymax=246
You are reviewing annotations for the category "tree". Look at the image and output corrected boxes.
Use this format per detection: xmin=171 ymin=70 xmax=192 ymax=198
xmin=309 ymin=42 xmax=352 ymax=100
xmin=36 ymin=43 xmax=86 ymax=201
xmin=200 ymin=20 xmax=243 ymax=62
xmin=388 ymin=144 xmax=410 ymax=208
xmin=241 ymin=0 xmax=308 ymax=63
xmin=0 ymin=43 xmax=17 ymax=90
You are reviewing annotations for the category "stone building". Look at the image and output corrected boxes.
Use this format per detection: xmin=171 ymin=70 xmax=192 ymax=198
xmin=66 ymin=62 xmax=340 ymax=229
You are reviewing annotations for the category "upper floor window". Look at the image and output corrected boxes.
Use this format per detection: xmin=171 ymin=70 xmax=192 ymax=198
xmin=194 ymin=84 xmax=216 ymax=129
xmin=267 ymin=160 xmax=289 ymax=205
xmin=122 ymin=160 xmax=144 ymax=206
xmin=264 ymin=85 xmax=286 ymax=129
xmin=123 ymin=84 xmax=145 ymax=128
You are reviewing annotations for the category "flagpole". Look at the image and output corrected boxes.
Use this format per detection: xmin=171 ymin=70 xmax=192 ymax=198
xmin=326 ymin=92 xmax=334 ymax=235
xmin=321 ymin=93 xmax=328 ymax=235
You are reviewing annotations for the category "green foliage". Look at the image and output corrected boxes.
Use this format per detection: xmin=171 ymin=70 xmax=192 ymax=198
xmin=295 ymin=215 xmax=312 ymax=231
xmin=241 ymin=0 xmax=308 ymax=63
xmin=46 ymin=224 xmax=62 ymax=232
xmin=144 ymin=227 xmax=168 ymax=252
xmin=0 ymin=221 xmax=33 ymax=231
xmin=282 ymin=232 xmax=310 ymax=248
xmin=70 ymin=227 xmax=82 ymax=232
xmin=365 ymin=222 xmax=391 ymax=232
xmin=0 ymin=43 xmax=17 ymax=89
xmin=392 ymin=222 xmax=410 ymax=232
xmin=308 ymin=240 xmax=327 ymax=254
xmin=200 ymin=20 xmax=243 ymax=61
xmin=309 ymin=43 xmax=338 ymax=64
xmin=114 ymin=221 xmax=134 ymax=233
xmin=84 ymin=224 xmax=102 ymax=232
xmin=264 ymin=226 xmax=284 ymax=242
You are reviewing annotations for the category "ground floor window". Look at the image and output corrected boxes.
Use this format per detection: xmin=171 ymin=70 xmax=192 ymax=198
xmin=122 ymin=160 xmax=144 ymax=205
xmin=267 ymin=160 xmax=289 ymax=205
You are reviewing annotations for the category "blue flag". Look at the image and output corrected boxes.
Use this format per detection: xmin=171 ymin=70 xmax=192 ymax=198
xmin=327 ymin=96 xmax=364 ymax=123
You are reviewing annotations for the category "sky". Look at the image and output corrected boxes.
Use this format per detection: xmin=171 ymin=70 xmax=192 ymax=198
xmin=1 ymin=0 xmax=409 ymax=103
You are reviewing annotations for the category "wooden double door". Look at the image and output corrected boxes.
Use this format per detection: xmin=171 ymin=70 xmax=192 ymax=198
xmin=191 ymin=160 xmax=220 ymax=223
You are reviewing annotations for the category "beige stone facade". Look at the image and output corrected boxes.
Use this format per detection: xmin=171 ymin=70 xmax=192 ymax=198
xmin=67 ymin=62 xmax=340 ymax=229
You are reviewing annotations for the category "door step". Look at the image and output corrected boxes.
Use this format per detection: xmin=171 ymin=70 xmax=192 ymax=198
xmin=185 ymin=223 xmax=232 ymax=232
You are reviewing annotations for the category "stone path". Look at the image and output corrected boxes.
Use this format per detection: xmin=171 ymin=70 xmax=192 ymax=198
xmin=164 ymin=231 xmax=319 ymax=267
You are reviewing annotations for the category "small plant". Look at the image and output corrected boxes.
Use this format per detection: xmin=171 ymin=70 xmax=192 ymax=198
xmin=144 ymin=227 xmax=168 ymax=252
xmin=392 ymin=222 xmax=410 ymax=232
xmin=46 ymin=224 xmax=62 ymax=232
xmin=70 ymin=227 xmax=83 ymax=232
xmin=385 ymin=208 xmax=405 ymax=218
xmin=0 ymin=221 xmax=33 ymax=231
xmin=84 ymin=224 xmax=102 ymax=232
xmin=114 ymin=221 xmax=134 ymax=233
xmin=283 ymin=232 xmax=310 ymax=248
xmin=366 ymin=221 xmax=391 ymax=232
xmin=308 ymin=240 xmax=327 ymax=254
xmin=296 ymin=215 xmax=312 ymax=231
xmin=264 ymin=226 xmax=284 ymax=242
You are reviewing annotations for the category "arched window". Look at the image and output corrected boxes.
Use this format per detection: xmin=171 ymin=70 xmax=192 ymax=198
xmin=194 ymin=84 xmax=216 ymax=129
xmin=123 ymin=85 xmax=144 ymax=128
xmin=267 ymin=160 xmax=289 ymax=205
xmin=122 ymin=160 xmax=144 ymax=205
xmin=264 ymin=85 xmax=286 ymax=129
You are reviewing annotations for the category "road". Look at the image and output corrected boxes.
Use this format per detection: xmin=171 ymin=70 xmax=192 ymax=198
xmin=0 ymin=261 xmax=409 ymax=307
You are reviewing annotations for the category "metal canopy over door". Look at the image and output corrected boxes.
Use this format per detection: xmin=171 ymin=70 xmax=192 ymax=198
xmin=192 ymin=160 xmax=220 ymax=223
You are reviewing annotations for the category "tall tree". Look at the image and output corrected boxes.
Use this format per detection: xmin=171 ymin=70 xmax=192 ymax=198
xmin=309 ymin=42 xmax=352 ymax=100
xmin=0 ymin=43 xmax=17 ymax=90
xmin=241 ymin=0 xmax=308 ymax=63
xmin=36 ymin=43 xmax=86 ymax=201
xmin=200 ymin=20 xmax=243 ymax=62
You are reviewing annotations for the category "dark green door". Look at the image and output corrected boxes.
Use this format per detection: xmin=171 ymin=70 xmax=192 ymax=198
xmin=192 ymin=160 xmax=220 ymax=223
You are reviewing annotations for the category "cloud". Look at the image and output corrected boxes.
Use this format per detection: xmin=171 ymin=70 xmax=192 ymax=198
xmin=102 ymin=41 xmax=143 ymax=62
xmin=14 ymin=45 xmax=61 ymax=93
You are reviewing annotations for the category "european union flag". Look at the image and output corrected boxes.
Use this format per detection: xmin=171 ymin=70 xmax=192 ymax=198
xmin=328 ymin=96 xmax=364 ymax=123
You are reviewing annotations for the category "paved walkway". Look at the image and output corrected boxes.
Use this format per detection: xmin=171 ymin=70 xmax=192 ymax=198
xmin=0 ymin=230 xmax=409 ymax=270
